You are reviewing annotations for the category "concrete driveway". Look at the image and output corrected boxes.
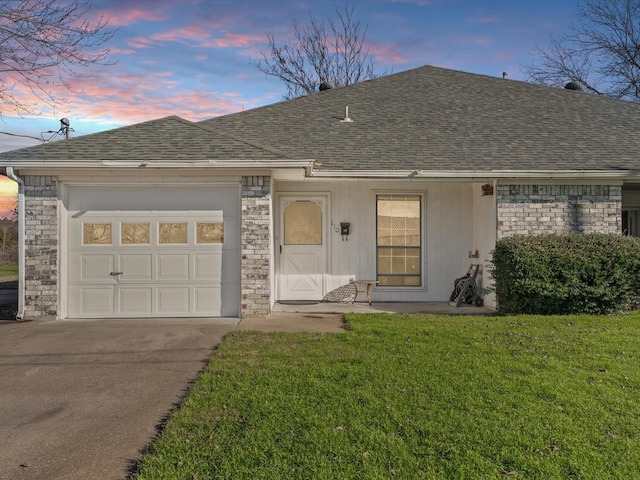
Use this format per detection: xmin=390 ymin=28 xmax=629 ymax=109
xmin=0 ymin=317 xmax=238 ymax=480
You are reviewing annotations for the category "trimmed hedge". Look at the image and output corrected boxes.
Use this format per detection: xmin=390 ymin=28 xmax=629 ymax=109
xmin=489 ymin=234 xmax=640 ymax=315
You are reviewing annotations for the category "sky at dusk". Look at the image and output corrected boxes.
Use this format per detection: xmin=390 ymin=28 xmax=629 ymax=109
xmin=0 ymin=0 xmax=582 ymax=209
xmin=0 ymin=0 xmax=577 ymax=152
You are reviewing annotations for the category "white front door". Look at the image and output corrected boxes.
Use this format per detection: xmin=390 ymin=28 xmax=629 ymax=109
xmin=278 ymin=196 xmax=327 ymax=300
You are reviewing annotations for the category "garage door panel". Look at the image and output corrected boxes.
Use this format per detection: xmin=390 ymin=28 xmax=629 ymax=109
xmin=194 ymin=253 xmax=222 ymax=279
xmin=81 ymin=255 xmax=115 ymax=280
xmin=81 ymin=288 xmax=115 ymax=315
xmin=194 ymin=288 xmax=221 ymax=314
xmin=119 ymin=287 xmax=153 ymax=314
xmin=120 ymin=254 xmax=152 ymax=280
xmin=157 ymin=287 xmax=190 ymax=313
xmin=157 ymin=254 xmax=189 ymax=280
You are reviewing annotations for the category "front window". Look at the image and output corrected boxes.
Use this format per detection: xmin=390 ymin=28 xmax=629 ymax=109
xmin=376 ymin=195 xmax=422 ymax=286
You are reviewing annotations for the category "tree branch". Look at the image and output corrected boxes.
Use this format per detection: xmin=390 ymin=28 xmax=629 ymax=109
xmin=250 ymin=2 xmax=379 ymax=99
xmin=0 ymin=0 xmax=116 ymax=115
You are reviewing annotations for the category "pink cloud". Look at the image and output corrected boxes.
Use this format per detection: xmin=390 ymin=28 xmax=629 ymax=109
xmin=109 ymin=47 xmax=137 ymax=55
xmin=211 ymin=32 xmax=264 ymax=48
xmin=120 ymin=24 xmax=266 ymax=56
xmin=126 ymin=36 xmax=157 ymax=49
xmin=151 ymin=25 xmax=209 ymax=43
xmin=96 ymin=7 xmax=168 ymax=27
xmin=46 ymin=69 xmax=259 ymax=125
xmin=68 ymin=91 xmax=245 ymax=123
xmin=145 ymin=26 xmax=264 ymax=50
xmin=366 ymin=40 xmax=409 ymax=64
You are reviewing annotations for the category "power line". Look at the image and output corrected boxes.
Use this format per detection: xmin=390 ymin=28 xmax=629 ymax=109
xmin=0 ymin=131 xmax=42 ymax=142
xmin=0 ymin=120 xmax=75 ymax=144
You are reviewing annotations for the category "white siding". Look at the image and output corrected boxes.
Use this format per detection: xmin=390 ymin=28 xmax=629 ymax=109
xmin=276 ymin=180 xmax=481 ymax=302
xmin=472 ymin=182 xmax=497 ymax=308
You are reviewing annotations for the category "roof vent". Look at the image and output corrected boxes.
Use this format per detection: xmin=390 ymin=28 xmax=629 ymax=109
xmin=319 ymin=81 xmax=335 ymax=91
xmin=340 ymin=106 xmax=353 ymax=123
xmin=565 ymin=81 xmax=583 ymax=91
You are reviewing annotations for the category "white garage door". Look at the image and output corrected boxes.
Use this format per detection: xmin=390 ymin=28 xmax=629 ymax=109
xmin=67 ymin=186 xmax=240 ymax=318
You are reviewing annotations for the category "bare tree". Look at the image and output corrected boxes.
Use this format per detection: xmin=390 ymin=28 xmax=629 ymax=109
xmin=525 ymin=0 xmax=640 ymax=101
xmin=0 ymin=198 xmax=18 ymax=264
xmin=251 ymin=3 xmax=378 ymax=99
xmin=0 ymin=218 xmax=17 ymax=254
xmin=0 ymin=0 xmax=116 ymax=115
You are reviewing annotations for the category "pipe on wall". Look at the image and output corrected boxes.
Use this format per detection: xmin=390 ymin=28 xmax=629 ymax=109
xmin=5 ymin=167 xmax=24 ymax=320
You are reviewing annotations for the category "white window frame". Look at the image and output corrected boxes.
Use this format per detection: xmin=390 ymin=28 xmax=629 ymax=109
xmin=375 ymin=192 xmax=425 ymax=288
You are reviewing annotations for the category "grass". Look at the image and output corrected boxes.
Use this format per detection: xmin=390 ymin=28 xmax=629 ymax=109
xmin=0 ymin=264 xmax=18 ymax=285
xmin=132 ymin=313 xmax=640 ymax=479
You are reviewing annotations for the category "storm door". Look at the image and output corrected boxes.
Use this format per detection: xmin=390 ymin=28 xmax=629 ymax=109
xmin=278 ymin=197 xmax=327 ymax=300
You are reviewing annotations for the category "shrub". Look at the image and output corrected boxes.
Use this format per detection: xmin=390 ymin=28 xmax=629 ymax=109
xmin=489 ymin=234 xmax=640 ymax=314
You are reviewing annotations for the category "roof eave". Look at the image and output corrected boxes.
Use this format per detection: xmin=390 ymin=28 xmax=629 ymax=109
xmin=0 ymin=159 xmax=316 ymax=175
xmin=310 ymin=169 xmax=639 ymax=181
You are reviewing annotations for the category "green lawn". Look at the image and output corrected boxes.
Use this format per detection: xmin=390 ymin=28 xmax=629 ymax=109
xmin=0 ymin=264 xmax=17 ymax=279
xmin=132 ymin=313 xmax=640 ymax=479
xmin=0 ymin=264 xmax=18 ymax=290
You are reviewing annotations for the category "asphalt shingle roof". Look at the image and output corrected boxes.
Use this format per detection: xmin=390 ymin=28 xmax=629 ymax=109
xmin=200 ymin=65 xmax=640 ymax=172
xmin=0 ymin=116 xmax=288 ymax=162
xmin=3 ymin=65 xmax=640 ymax=173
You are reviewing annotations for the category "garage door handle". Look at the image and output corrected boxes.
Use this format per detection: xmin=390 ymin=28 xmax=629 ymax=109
xmin=110 ymin=271 xmax=123 ymax=276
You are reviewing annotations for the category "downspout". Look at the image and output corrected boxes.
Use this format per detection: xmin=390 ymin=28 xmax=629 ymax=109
xmin=6 ymin=167 xmax=25 ymax=320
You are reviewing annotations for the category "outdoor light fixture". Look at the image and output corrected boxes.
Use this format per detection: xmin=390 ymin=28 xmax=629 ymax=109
xmin=481 ymin=183 xmax=494 ymax=196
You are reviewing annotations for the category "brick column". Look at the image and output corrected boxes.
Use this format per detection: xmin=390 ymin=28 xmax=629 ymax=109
xmin=241 ymin=176 xmax=271 ymax=317
xmin=23 ymin=175 xmax=59 ymax=319
xmin=497 ymin=184 xmax=621 ymax=239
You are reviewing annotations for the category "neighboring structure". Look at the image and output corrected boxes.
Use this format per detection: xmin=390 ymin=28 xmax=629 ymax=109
xmin=0 ymin=65 xmax=637 ymax=320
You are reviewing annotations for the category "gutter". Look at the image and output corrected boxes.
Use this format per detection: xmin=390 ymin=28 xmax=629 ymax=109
xmin=5 ymin=167 xmax=24 ymax=320
xmin=308 ymin=169 xmax=639 ymax=180
xmin=1 ymin=158 xmax=315 ymax=169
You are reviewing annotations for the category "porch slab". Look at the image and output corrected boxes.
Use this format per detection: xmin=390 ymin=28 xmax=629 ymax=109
xmin=272 ymin=301 xmax=495 ymax=315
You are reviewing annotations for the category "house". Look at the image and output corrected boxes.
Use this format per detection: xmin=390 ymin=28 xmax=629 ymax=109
xmin=1 ymin=65 xmax=638 ymax=321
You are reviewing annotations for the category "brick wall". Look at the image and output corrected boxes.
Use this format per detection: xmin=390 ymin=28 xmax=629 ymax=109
xmin=23 ymin=175 xmax=58 ymax=319
xmin=241 ymin=176 xmax=271 ymax=317
xmin=497 ymin=184 xmax=621 ymax=239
